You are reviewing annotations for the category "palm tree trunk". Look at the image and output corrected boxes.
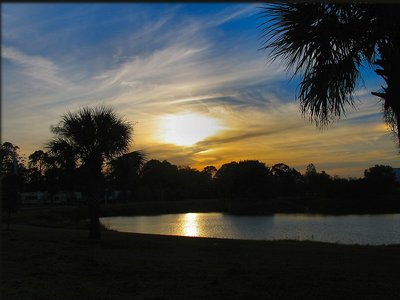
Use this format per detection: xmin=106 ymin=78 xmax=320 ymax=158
xmin=88 ymin=192 xmax=101 ymax=239
xmin=87 ymin=162 xmax=103 ymax=239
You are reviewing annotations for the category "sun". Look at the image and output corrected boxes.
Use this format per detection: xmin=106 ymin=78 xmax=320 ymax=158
xmin=158 ymin=113 xmax=224 ymax=146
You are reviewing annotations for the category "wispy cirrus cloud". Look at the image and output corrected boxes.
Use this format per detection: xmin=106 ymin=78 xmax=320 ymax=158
xmin=2 ymin=46 xmax=69 ymax=87
xmin=204 ymin=4 xmax=260 ymax=27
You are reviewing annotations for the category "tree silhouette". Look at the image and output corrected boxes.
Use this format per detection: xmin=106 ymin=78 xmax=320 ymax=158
xmin=271 ymin=163 xmax=303 ymax=196
xmin=47 ymin=140 xmax=77 ymax=171
xmin=46 ymin=132 xmax=79 ymax=198
xmin=260 ymin=3 xmax=400 ymax=145
xmin=216 ymin=160 xmax=271 ymax=199
xmin=28 ymin=150 xmax=48 ymax=175
xmin=177 ymin=166 xmax=213 ymax=199
xmin=0 ymin=142 xmax=26 ymax=177
xmin=26 ymin=150 xmax=48 ymax=192
xmin=48 ymin=105 xmax=132 ymax=239
xmin=202 ymin=165 xmax=217 ymax=179
xmin=364 ymin=164 xmax=397 ymax=195
xmin=1 ymin=142 xmax=25 ymax=228
xmin=140 ymin=160 xmax=180 ymax=201
xmin=107 ymin=150 xmax=146 ymax=200
xmin=305 ymin=164 xmax=317 ymax=177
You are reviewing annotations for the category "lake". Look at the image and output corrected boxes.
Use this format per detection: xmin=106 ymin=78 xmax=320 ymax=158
xmin=100 ymin=213 xmax=400 ymax=245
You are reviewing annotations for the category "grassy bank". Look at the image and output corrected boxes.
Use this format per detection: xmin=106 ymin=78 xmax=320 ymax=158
xmin=3 ymin=199 xmax=226 ymax=229
xmin=8 ymin=197 xmax=400 ymax=229
xmin=2 ymin=225 xmax=400 ymax=300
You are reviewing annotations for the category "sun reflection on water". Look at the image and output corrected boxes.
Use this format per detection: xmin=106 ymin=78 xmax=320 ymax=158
xmin=182 ymin=213 xmax=199 ymax=236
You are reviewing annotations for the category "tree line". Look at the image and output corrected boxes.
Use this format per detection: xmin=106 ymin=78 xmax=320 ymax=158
xmin=2 ymin=140 xmax=399 ymax=209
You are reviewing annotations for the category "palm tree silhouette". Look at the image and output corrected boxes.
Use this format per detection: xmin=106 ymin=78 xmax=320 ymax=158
xmin=260 ymin=3 xmax=400 ymax=145
xmin=49 ymin=105 xmax=132 ymax=239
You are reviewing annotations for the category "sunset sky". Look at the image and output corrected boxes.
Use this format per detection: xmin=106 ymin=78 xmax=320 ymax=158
xmin=2 ymin=3 xmax=399 ymax=177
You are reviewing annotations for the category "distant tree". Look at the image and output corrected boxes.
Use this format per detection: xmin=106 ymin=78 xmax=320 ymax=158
xmin=140 ymin=160 xmax=179 ymax=201
xmin=202 ymin=165 xmax=217 ymax=179
xmin=48 ymin=105 xmax=132 ymax=239
xmin=304 ymin=163 xmax=318 ymax=195
xmin=315 ymin=171 xmax=332 ymax=196
xmin=216 ymin=160 xmax=271 ymax=199
xmin=28 ymin=150 xmax=48 ymax=174
xmin=271 ymin=163 xmax=292 ymax=176
xmin=107 ymin=150 xmax=146 ymax=199
xmin=177 ymin=166 xmax=213 ymax=199
xmin=47 ymin=140 xmax=77 ymax=171
xmin=271 ymin=163 xmax=303 ymax=196
xmin=260 ymin=3 xmax=400 ymax=145
xmin=329 ymin=176 xmax=350 ymax=198
xmin=215 ymin=161 xmax=238 ymax=198
xmin=201 ymin=165 xmax=218 ymax=196
xmin=26 ymin=150 xmax=49 ymax=192
xmin=303 ymin=164 xmax=332 ymax=196
xmin=363 ymin=165 xmax=397 ymax=195
xmin=305 ymin=164 xmax=317 ymax=177
xmin=0 ymin=142 xmax=26 ymax=177
xmin=141 ymin=160 xmax=178 ymax=185
xmin=42 ymin=154 xmax=63 ymax=200
xmin=1 ymin=142 xmax=25 ymax=228
xmin=45 ymin=139 xmax=78 ymax=198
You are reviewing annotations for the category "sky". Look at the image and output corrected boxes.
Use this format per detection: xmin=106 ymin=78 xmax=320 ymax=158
xmin=2 ymin=3 xmax=399 ymax=178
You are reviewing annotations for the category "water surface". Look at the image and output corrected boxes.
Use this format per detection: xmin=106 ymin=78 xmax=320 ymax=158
xmin=100 ymin=213 xmax=400 ymax=245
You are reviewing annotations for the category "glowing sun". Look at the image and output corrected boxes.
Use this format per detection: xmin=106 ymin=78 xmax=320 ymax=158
xmin=159 ymin=113 xmax=224 ymax=146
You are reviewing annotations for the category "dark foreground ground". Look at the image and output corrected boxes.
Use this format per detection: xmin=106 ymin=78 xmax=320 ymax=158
xmin=2 ymin=222 xmax=400 ymax=300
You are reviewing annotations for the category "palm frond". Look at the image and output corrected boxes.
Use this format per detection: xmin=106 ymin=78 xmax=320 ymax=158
xmin=260 ymin=3 xmax=376 ymax=126
xmin=49 ymin=105 xmax=133 ymax=166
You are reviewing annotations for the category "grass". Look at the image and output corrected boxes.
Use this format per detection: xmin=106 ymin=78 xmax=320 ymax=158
xmin=6 ymin=199 xmax=226 ymax=227
xmin=2 ymin=203 xmax=400 ymax=299
xmin=2 ymin=226 xmax=400 ymax=300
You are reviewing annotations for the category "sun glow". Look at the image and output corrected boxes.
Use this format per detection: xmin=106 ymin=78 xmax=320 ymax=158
xmin=159 ymin=113 xmax=224 ymax=146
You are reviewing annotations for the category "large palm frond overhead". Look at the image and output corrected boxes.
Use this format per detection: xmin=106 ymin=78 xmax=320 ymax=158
xmin=260 ymin=3 xmax=400 ymax=144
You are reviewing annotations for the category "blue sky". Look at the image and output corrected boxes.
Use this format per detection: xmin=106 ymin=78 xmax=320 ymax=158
xmin=2 ymin=3 xmax=399 ymax=177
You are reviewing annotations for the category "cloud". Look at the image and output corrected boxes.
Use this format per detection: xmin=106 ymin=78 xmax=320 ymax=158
xmin=142 ymin=89 xmax=398 ymax=178
xmin=205 ymin=4 xmax=260 ymax=27
xmin=195 ymin=126 xmax=298 ymax=149
xmin=2 ymin=46 xmax=69 ymax=87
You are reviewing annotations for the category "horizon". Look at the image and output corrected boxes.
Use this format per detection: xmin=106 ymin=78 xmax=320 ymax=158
xmin=2 ymin=3 xmax=399 ymax=178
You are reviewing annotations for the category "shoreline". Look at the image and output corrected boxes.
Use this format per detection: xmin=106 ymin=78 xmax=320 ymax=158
xmin=14 ymin=197 xmax=400 ymax=218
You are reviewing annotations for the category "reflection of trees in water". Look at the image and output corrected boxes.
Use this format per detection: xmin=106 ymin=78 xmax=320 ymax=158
xmin=220 ymin=214 xmax=276 ymax=240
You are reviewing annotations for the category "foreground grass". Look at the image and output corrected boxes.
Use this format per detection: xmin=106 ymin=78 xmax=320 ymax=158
xmin=2 ymin=225 xmax=400 ymax=300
